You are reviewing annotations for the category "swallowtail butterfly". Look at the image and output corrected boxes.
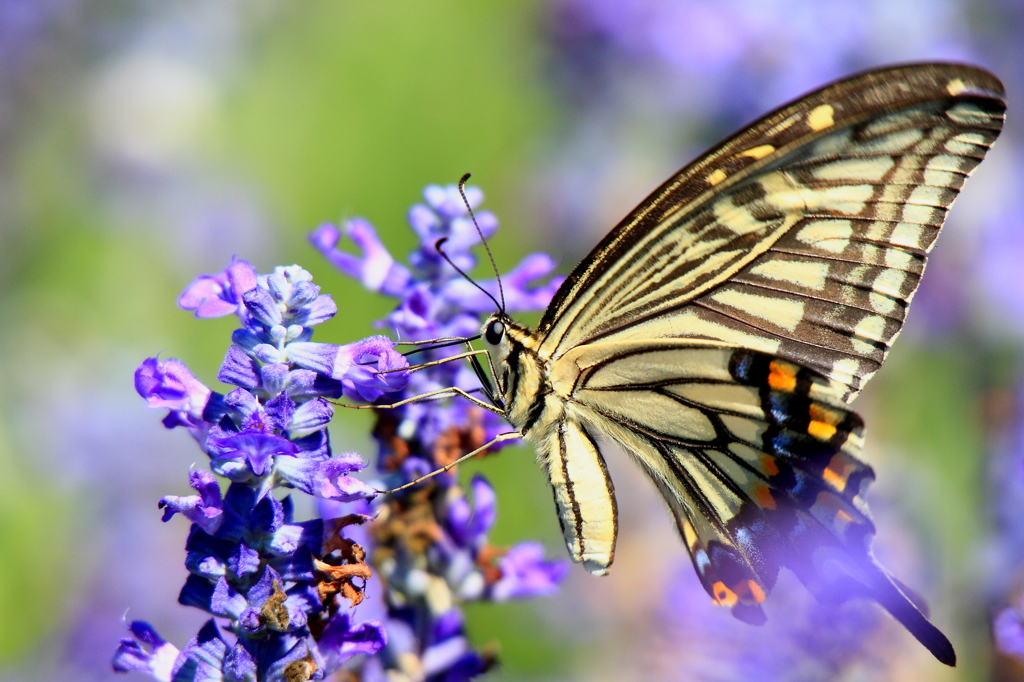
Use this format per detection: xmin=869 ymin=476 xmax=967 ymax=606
xmin=474 ymin=63 xmax=1004 ymax=666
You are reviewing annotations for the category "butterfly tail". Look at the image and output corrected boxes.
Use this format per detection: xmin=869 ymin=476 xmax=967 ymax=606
xmin=866 ymin=560 xmax=956 ymax=667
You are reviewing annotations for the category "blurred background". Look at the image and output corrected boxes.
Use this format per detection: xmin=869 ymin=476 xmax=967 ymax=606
xmin=2 ymin=0 xmax=1024 ymax=680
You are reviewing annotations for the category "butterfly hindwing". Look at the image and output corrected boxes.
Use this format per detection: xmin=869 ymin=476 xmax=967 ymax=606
xmin=545 ymin=339 xmax=952 ymax=661
xmin=536 ymin=63 xmax=1005 ymax=401
xmin=542 ymin=417 xmax=618 ymax=575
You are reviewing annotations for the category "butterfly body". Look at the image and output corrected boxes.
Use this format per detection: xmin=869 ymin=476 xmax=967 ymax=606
xmin=476 ymin=63 xmax=1005 ymax=666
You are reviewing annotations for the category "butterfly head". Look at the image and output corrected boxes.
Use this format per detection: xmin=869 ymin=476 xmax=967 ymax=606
xmin=481 ymin=313 xmax=513 ymax=366
xmin=480 ymin=312 xmax=534 ymax=402
xmin=483 ymin=316 xmax=506 ymax=346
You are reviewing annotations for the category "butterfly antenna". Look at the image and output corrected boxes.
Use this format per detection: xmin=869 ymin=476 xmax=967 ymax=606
xmin=458 ymin=173 xmax=505 ymax=313
xmin=436 ymin=238 xmax=503 ymax=313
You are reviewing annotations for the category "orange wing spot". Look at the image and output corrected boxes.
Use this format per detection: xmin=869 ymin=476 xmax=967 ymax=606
xmin=835 ymin=509 xmax=854 ymax=524
xmin=822 ymin=466 xmax=845 ymax=492
xmin=731 ymin=579 xmax=768 ymax=605
xmin=746 ymin=580 xmax=767 ymax=604
xmin=760 ymin=455 xmax=780 ymax=476
xmin=808 ymin=403 xmax=840 ymax=425
xmin=808 ymin=420 xmax=838 ymax=441
xmin=711 ymin=581 xmax=738 ymax=607
xmin=752 ymin=484 xmax=777 ymax=510
xmin=768 ymin=361 xmax=797 ymax=392
xmin=822 ymin=454 xmax=856 ymax=493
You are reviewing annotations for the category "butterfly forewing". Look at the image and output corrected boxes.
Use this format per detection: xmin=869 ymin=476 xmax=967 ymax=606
xmin=492 ymin=63 xmax=1002 ymax=666
xmin=536 ymin=64 xmax=1004 ymax=400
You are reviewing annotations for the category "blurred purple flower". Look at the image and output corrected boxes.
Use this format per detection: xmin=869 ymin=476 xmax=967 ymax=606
xmin=995 ymin=604 xmax=1024 ymax=659
xmin=490 ymin=542 xmax=570 ymax=601
xmin=312 ymin=182 xmax=569 ymax=680
xmin=979 ymin=206 xmax=1024 ymax=331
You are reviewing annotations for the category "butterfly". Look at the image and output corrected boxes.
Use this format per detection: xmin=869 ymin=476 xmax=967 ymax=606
xmin=461 ymin=63 xmax=1004 ymax=666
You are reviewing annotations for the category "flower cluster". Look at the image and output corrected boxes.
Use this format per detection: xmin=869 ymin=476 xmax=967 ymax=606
xmin=310 ymin=183 xmax=569 ymax=681
xmin=115 ymin=182 xmax=569 ymax=681
xmin=115 ymin=260 xmax=405 ymax=680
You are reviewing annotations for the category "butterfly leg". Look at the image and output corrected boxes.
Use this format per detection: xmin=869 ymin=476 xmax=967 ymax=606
xmin=395 ymin=336 xmax=478 ymax=346
xmin=375 ymin=431 xmax=521 ymax=496
xmin=379 ymin=349 xmax=491 ymax=376
xmin=333 ymin=386 xmax=505 ymax=415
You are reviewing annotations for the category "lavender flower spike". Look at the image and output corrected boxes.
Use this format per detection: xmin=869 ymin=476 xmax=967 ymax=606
xmin=121 ymin=260 xmax=391 ymax=681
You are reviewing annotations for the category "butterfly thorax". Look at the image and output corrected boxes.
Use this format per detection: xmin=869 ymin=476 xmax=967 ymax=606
xmin=482 ymin=315 xmax=563 ymax=440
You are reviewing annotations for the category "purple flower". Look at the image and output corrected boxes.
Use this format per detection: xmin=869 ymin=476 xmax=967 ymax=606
xmin=309 ymin=220 xmax=411 ymax=296
xmin=446 ymin=475 xmax=497 ymax=548
xmin=122 ymin=181 xmax=566 ymax=682
xmin=134 ymin=357 xmax=213 ymax=430
xmin=208 ymin=430 xmax=298 ymax=477
xmin=112 ymin=621 xmax=179 ymax=681
xmin=490 ymin=542 xmax=570 ymax=601
xmin=178 ymin=258 xmax=258 ymax=319
xmin=313 ymin=453 xmax=377 ymax=502
xmin=311 ymin=181 xmax=568 ymax=680
xmin=995 ymin=606 xmax=1024 ymax=659
xmin=159 ymin=468 xmax=225 ymax=535
xmin=286 ymin=335 xmax=410 ymax=401
xmin=317 ymin=612 xmax=387 ymax=671
xmin=171 ymin=620 xmax=231 ymax=681
xmin=124 ymin=261 xmax=392 ymax=681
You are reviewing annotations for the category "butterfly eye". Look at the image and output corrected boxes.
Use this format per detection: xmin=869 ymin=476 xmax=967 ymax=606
xmin=485 ymin=319 xmax=505 ymax=345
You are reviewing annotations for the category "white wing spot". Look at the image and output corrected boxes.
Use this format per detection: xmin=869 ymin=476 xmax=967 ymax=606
xmin=953 ymin=132 xmax=991 ymax=146
xmin=711 ymin=288 xmax=806 ymax=331
xmin=901 ymin=204 xmax=941 ymax=226
xmin=869 ymin=291 xmax=898 ymax=315
xmin=923 ymin=168 xmax=961 ymax=189
xmin=946 ymin=78 xmax=967 ymax=96
xmin=926 ymin=154 xmax=969 ymax=173
xmin=796 ymin=219 xmax=853 ymax=254
xmin=946 ymin=102 xmax=996 ymax=125
xmin=805 ymin=184 xmax=874 ymax=213
xmin=884 ymin=247 xmax=914 ymax=270
xmin=750 ymin=258 xmax=828 ymax=290
xmin=851 ymin=315 xmax=888 ymax=354
xmin=857 ymin=128 xmax=925 ymax=154
xmin=944 ymin=137 xmax=984 ymax=155
xmin=872 ymin=269 xmax=907 ymax=298
xmin=813 ymin=157 xmax=894 ymax=182
xmin=830 ymin=358 xmax=862 ymax=386
xmin=907 ymin=185 xmax=946 ymax=207
xmin=889 ymin=222 xmax=924 ymax=249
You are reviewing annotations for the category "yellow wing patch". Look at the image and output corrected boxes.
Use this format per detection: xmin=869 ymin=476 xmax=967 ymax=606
xmin=807 ymin=104 xmax=835 ymax=131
